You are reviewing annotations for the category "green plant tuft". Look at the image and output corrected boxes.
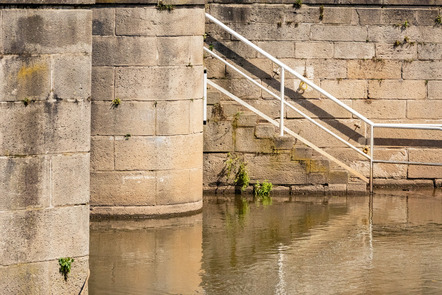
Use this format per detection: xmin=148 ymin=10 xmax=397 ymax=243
xmin=319 ymin=5 xmax=324 ymax=21
xmin=58 ymin=257 xmax=74 ymax=281
xmin=111 ymin=98 xmax=121 ymax=108
xmin=402 ymin=20 xmax=409 ymax=29
xmin=224 ymin=153 xmax=250 ymax=192
xmin=254 ymin=180 xmax=273 ymax=199
xmin=436 ymin=15 xmax=442 ymax=25
xmin=157 ymin=1 xmax=174 ymax=11
xmin=124 ymin=134 xmax=131 ymax=140
xmin=208 ymin=44 xmax=214 ymax=51
xmin=293 ymin=0 xmax=302 ymax=9
xmin=23 ymin=97 xmax=31 ymax=107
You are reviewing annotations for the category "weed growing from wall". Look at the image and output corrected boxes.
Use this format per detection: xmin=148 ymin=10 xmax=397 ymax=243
xmin=59 ymin=257 xmax=74 ymax=281
xmin=224 ymin=152 xmax=250 ymax=191
xmin=111 ymin=98 xmax=121 ymax=109
xmin=157 ymin=1 xmax=174 ymax=12
xmin=293 ymin=0 xmax=302 ymax=9
xmin=254 ymin=180 xmax=273 ymax=198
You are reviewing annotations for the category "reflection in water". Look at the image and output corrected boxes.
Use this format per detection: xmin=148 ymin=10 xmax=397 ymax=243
xmin=89 ymin=215 xmax=204 ymax=294
xmin=90 ymin=190 xmax=442 ymax=294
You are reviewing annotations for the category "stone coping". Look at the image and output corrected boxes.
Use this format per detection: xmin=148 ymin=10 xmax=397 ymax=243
xmin=0 ymin=0 xmax=205 ymax=4
xmin=208 ymin=0 xmax=442 ymax=5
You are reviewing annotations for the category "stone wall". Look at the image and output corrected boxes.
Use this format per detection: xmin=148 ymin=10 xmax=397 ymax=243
xmin=90 ymin=2 xmax=205 ymax=217
xmin=204 ymin=1 xmax=442 ymax=192
xmin=0 ymin=2 xmax=91 ymax=293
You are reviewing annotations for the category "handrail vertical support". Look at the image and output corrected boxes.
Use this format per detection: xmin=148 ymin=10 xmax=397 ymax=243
xmin=280 ymin=67 xmax=285 ymax=136
xmin=369 ymin=125 xmax=374 ymax=194
xmin=203 ymin=69 xmax=207 ymax=125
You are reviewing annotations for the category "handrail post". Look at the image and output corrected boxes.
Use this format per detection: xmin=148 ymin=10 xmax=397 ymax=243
xmin=203 ymin=69 xmax=207 ymax=125
xmin=280 ymin=67 xmax=285 ymax=136
xmin=369 ymin=124 xmax=374 ymax=194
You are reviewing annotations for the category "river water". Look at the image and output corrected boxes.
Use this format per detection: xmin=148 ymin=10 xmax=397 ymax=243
xmin=90 ymin=189 xmax=442 ymax=294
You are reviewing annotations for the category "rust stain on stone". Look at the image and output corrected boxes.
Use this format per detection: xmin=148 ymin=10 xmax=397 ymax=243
xmin=17 ymin=63 xmax=47 ymax=80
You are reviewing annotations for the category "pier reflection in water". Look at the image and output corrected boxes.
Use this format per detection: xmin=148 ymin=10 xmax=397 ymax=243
xmin=90 ymin=190 xmax=442 ymax=294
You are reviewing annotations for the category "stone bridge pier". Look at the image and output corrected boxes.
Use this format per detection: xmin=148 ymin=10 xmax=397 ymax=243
xmin=0 ymin=0 xmax=205 ymax=293
xmin=0 ymin=1 xmax=92 ymax=293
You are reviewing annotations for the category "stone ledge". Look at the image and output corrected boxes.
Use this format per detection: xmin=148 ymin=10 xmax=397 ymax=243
xmin=96 ymin=0 xmax=205 ymax=4
xmin=90 ymin=200 xmax=203 ymax=219
xmin=208 ymin=0 xmax=442 ymax=5
xmin=0 ymin=0 xmax=94 ymax=4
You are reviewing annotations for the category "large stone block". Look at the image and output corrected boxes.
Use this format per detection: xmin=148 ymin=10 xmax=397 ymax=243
xmin=213 ymin=78 xmax=262 ymax=99
xmin=320 ymin=80 xmax=367 ymax=99
xmin=93 ymin=36 xmax=158 ymax=66
xmin=158 ymin=36 xmax=203 ymax=66
xmin=0 ymin=55 xmax=51 ymax=102
xmin=0 ymin=101 xmax=90 ymax=155
xmin=348 ymin=59 xmax=402 ymax=79
xmin=115 ymin=66 xmax=203 ymax=100
xmin=203 ymin=121 xmax=234 ymax=152
xmin=91 ymin=171 xmax=156 ymax=206
xmin=2 ymin=9 xmax=91 ymax=55
xmin=92 ymin=8 xmax=115 ymax=36
xmin=203 ymin=153 xmax=229 ymax=186
xmin=91 ymin=101 xmax=155 ymax=136
xmin=156 ymin=169 xmax=201 ymax=205
xmin=0 ymin=257 xmax=89 ymax=295
xmin=156 ymin=100 xmax=190 ymax=135
xmin=306 ymin=59 xmax=347 ymax=79
xmin=352 ymin=100 xmax=406 ymax=119
xmin=255 ymin=123 xmax=276 ymax=139
xmin=375 ymin=43 xmax=417 ymax=60
xmin=234 ymin=127 xmax=276 ymax=153
xmin=53 ymin=54 xmax=91 ymax=100
xmin=0 ymin=156 xmax=50 ymax=210
xmin=91 ymin=66 xmax=114 ymax=101
xmin=244 ymin=153 xmax=308 ymax=185
xmin=320 ymin=7 xmax=357 ymax=25
xmin=286 ymin=99 xmax=353 ymax=119
xmin=418 ymin=43 xmax=442 ymax=60
xmin=408 ymin=149 xmax=442 ymax=178
xmin=416 ymin=9 xmax=440 ymax=26
xmin=368 ymin=80 xmax=426 ymax=99
xmin=0 ymin=205 xmax=89 ymax=265
xmin=368 ymin=26 xmax=442 ymax=44
xmin=224 ymin=58 xmax=274 ymax=80
xmin=91 ymin=136 xmax=114 ymax=171
xmin=255 ymin=41 xmax=295 ymax=59
xmin=372 ymin=149 xmax=408 ymax=178
xmin=114 ymin=133 xmax=203 ymax=170
xmin=311 ymin=25 xmax=367 ymax=42
xmin=334 ymin=42 xmax=375 ymax=59
xmin=285 ymin=119 xmax=365 ymax=148
xmin=403 ymin=61 xmax=442 ymax=80
xmin=115 ymin=7 xmax=205 ymax=37
xmin=230 ymin=22 xmax=310 ymax=41
xmin=428 ymin=81 xmax=442 ymax=100
xmin=380 ymin=9 xmax=417 ymax=25
xmin=51 ymin=153 xmax=90 ymax=207
xmin=407 ymin=101 xmax=442 ymax=119
xmin=356 ymin=8 xmax=382 ymax=25
xmin=373 ymin=125 xmax=442 ymax=147
xmin=295 ymin=42 xmax=334 ymax=59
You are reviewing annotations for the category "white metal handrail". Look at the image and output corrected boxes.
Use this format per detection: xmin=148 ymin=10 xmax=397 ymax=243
xmin=205 ymin=13 xmax=442 ymax=192
xmin=204 ymin=47 xmax=370 ymax=160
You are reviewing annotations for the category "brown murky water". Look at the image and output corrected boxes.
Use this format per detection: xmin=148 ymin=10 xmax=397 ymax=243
xmin=90 ymin=190 xmax=442 ymax=294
